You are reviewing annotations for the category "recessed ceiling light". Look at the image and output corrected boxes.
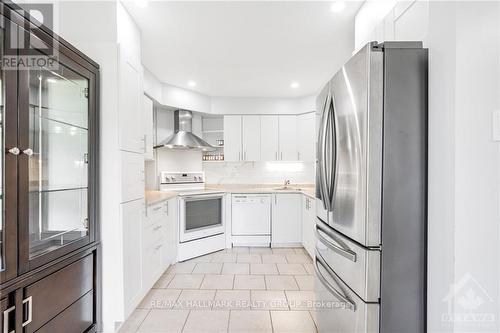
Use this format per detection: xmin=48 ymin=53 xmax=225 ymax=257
xmin=290 ymin=82 xmax=299 ymax=89
xmin=188 ymin=81 xmax=197 ymax=87
xmin=330 ymin=1 xmax=346 ymax=13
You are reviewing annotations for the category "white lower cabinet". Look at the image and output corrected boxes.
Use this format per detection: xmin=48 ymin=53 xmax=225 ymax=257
xmin=141 ymin=198 xmax=178 ymax=292
xmin=162 ymin=197 xmax=178 ymax=267
xmin=301 ymin=195 xmax=316 ymax=258
xmin=121 ymin=198 xmax=144 ymax=317
xmin=272 ymin=193 xmax=302 ymax=246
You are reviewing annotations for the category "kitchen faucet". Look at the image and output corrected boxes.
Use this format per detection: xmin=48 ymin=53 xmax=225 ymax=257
xmin=284 ymin=179 xmax=291 ymax=186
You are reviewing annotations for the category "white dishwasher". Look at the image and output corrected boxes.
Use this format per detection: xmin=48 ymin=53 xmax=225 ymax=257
xmin=231 ymin=194 xmax=271 ymax=246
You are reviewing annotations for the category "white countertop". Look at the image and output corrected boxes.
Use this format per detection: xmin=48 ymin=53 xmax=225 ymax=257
xmin=145 ymin=184 xmax=315 ymax=206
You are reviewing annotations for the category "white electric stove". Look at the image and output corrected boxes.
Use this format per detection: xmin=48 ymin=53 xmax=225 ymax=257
xmin=160 ymin=172 xmax=226 ymax=261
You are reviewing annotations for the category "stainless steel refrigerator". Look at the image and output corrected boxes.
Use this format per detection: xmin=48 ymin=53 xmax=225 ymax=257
xmin=314 ymin=42 xmax=428 ymax=332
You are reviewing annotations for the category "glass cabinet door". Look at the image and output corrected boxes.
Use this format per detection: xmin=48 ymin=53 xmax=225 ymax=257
xmin=18 ymin=30 xmax=95 ymax=271
xmin=0 ymin=16 xmax=19 ymax=283
xmin=27 ymin=63 xmax=89 ymax=258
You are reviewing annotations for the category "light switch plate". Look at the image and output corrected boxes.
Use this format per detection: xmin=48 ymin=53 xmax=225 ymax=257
xmin=493 ymin=110 xmax=500 ymax=142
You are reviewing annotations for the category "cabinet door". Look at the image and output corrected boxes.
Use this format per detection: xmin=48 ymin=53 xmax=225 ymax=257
xmin=223 ymin=116 xmax=242 ymax=162
xmin=297 ymin=112 xmax=315 ymax=162
xmin=122 ymin=199 xmax=144 ymax=317
xmin=162 ymin=198 xmax=178 ymax=268
xmin=272 ymin=194 xmax=301 ymax=246
xmin=278 ymin=116 xmax=298 ymax=161
xmin=301 ymin=196 xmax=315 ymax=258
xmin=242 ymin=116 xmax=261 ymax=161
xmin=143 ymin=95 xmax=154 ymax=160
xmin=17 ymin=28 xmax=97 ymax=273
xmin=260 ymin=115 xmax=279 ymax=161
xmin=119 ymin=49 xmax=144 ymax=153
xmin=121 ymin=151 xmax=145 ymax=203
xmin=0 ymin=16 xmax=19 ymax=282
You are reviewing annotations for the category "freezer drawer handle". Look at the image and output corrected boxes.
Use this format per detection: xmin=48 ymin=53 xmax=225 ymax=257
xmin=314 ymin=251 xmax=356 ymax=311
xmin=316 ymin=222 xmax=356 ymax=262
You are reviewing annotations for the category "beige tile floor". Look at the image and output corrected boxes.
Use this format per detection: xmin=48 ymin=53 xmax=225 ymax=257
xmin=119 ymin=247 xmax=325 ymax=333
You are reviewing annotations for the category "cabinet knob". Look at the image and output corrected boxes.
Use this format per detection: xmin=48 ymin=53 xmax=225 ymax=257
xmin=23 ymin=148 xmax=34 ymax=156
xmin=8 ymin=147 xmax=20 ymax=155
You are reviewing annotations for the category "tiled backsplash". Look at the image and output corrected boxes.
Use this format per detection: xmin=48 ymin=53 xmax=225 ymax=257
xmin=203 ymin=161 xmax=315 ymax=185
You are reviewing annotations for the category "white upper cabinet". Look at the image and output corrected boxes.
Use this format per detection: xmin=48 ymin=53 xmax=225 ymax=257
xmin=278 ymin=115 xmax=298 ymax=161
xmin=260 ymin=115 xmax=279 ymax=161
xmin=242 ymin=116 xmax=261 ymax=161
xmin=143 ymin=95 xmax=154 ymax=160
xmin=223 ymin=115 xmax=242 ymax=161
xmin=119 ymin=50 xmax=144 ymax=153
xmin=297 ymin=112 xmax=316 ymax=162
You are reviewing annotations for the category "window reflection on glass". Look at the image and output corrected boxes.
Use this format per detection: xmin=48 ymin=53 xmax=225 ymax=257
xmin=28 ymin=56 xmax=89 ymax=258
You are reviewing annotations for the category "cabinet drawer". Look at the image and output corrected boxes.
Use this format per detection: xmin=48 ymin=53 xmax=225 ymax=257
xmin=35 ymin=291 xmax=93 ymax=333
xmin=25 ymin=255 xmax=93 ymax=333
xmin=145 ymin=202 xmax=166 ymax=226
xmin=143 ymin=221 xmax=165 ymax=246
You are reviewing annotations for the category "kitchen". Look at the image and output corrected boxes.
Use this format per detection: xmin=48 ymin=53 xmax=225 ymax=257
xmin=0 ymin=1 xmax=499 ymax=333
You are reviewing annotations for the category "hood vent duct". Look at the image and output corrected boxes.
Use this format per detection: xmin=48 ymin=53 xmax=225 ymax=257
xmin=154 ymin=110 xmax=215 ymax=151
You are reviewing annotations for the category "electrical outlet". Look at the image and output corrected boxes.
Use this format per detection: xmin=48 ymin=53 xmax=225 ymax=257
xmin=493 ymin=110 xmax=500 ymax=142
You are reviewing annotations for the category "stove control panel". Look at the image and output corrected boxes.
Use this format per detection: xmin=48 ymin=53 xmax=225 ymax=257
xmin=160 ymin=172 xmax=204 ymax=184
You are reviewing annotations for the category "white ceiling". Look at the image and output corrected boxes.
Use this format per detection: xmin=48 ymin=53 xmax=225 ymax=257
xmin=123 ymin=1 xmax=362 ymax=98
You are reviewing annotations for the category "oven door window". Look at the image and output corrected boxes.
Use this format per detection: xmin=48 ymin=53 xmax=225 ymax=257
xmin=185 ymin=197 xmax=223 ymax=232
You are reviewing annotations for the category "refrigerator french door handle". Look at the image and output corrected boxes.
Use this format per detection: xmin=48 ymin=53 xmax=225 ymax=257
xmin=315 ymin=250 xmax=357 ymax=311
xmin=316 ymin=221 xmax=356 ymax=262
xmin=319 ymin=94 xmax=331 ymax=212
xmin=328 ymin=94 xmax=339 ymax=210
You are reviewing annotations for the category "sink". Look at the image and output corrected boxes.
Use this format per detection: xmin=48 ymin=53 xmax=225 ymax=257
xmin=273 ymin=186 xmax=302 ymax=191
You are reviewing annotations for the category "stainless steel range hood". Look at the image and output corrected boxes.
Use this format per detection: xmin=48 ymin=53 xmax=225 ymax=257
xmin=154 ymin=110 xmax=215 ymax=151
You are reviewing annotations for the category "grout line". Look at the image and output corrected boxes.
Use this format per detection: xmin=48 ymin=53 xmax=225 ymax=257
xmin=269 ymin=310 xmax=275 ymax=333
xmin=308 ymin=310 xmax=319 ymax=333
xmin=180 ymin=310 xmax=190 ymax=333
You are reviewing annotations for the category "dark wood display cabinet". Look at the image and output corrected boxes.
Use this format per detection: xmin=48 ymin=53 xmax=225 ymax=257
xmin=0 ymin=2 xmax=100 ymax=332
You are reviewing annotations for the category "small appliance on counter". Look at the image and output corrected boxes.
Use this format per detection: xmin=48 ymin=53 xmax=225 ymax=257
xmin=160 ymin=171 xmax=226 ymax=261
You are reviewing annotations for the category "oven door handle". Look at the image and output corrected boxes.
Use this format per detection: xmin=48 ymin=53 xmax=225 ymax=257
xmin=182 ymin=194 xmax=225 ymax=201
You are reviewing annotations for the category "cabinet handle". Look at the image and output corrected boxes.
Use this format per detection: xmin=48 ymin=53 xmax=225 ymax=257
xmin=143 ymin=134 xmax=147 ymax=153
xmin=22 ymin=296 xmax=32 ymax=328
xmin=166 ymin=202 xmax=169 ymax=216
xmin=8 ymin=147 xmax=20 ymax=155
xmin=3 ymin=305 xmax=15 ymax=333
xmin=155 ymin=244 xmax=163 ymax=250
xmin=154 ymin=225 xmax=163 ymax=231
xmin=153 ymin=206 xmax=162 ymax=211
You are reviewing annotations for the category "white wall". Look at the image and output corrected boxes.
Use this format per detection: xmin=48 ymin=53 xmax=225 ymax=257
xmin=162 ymin=82 xmax=212 ymax=113
xmin=203 ymin=161 xmax=314 ymax=185
xmin=355 ymin=1 xmax=500 ymax=332
xmin=211 ymin=96 xmax=315 ymax=115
